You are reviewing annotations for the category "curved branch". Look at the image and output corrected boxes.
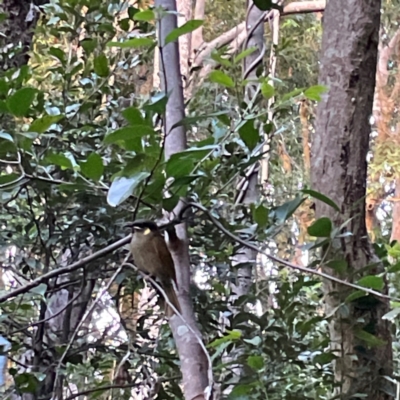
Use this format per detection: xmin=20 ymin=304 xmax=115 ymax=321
xmin=192 ymin=0 xmax=326 ymax=69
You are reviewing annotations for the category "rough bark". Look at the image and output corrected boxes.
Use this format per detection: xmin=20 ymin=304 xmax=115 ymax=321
xmin=311 ymin=0 xmax=393 ymax=398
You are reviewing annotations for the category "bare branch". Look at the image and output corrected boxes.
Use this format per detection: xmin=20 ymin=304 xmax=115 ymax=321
xmin=0 ymin=235 xmax=131 ymax=303
xmin=192 ymin=1 xmax=326 ymax=69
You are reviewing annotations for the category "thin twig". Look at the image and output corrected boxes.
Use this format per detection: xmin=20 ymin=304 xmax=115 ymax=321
xmin=52 ymin=257 xmax=127 ymax=398
xmin=124 ymin=262 xmax=214 ymax=396
xmin=185 ymin=202 xmax=399 ymax=302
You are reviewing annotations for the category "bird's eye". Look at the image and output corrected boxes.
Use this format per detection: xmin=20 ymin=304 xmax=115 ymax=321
xmin=143 ymin=228 xmax=151 ymax=235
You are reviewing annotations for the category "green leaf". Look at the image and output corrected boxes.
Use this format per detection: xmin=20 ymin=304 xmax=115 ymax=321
xmin=307 ymin=217 xmax=332 ymax=237
xmin=233 ymin=47 xmax=257 ymax=64
xmin=357 ymin=275 xmax=384 ymax=291
xmin=14 ymin=372 xmax=39 ymax=393
xmin=48 ymin=47 xmax=65 ymax=65
xmin=253 ymin=204 xmax=268 ymax=227
xmin=29 ymin=115 xmax=63 ymax=134
xmin=208 ymin=330 xmax=242 ymax=348
xmin=228 ymin=383 xmax=256 ymax=400
xmin=133 ymin=9 xmax=155 ymax=21
xmin=0 ymin=79 xmax=9 ymax=95
xmin=388 ymin=261 xmax=400 ymax=273
xmin=128 ymin=6 xmax=139 ymax=19
xmin=209 ymin=70 xmax=235 ymax=88
xmin=7 ymin=88 xmax=37 ymax=117
xmin=326 ymin=260 xmax=348 ymax=274
xmin=281 ymin=88 xmax=304 ymax=102
xmin=80 ymin=38 xmax=97 ymax=55
xmin=238 ymin=120 xmax=260 ymax=151
xmin=143 ymin=92 xmax=169 ymax=114
xmin=45 ymin=153 xmax=73 ymax=170
xmin=345 ymin=290 xmax=367 ymax=303
xmin=107 ymin=173 xmax=150 ymax=207
xmin=261 ymin=81 xmax=275 ymax=99
xmin=354 ymin=329 xmax=387 ymax=347
xmin=165 ymin=20 xmax=203 ymax=45
xmin=104 ymin=126 xmax=154 ymax=145
xmin=166 ymin=154 xmax=194 ymax=178
xmin=313 ymin=352 xmax=336 ymax=365
xmin=80 ymin=153 xmax=104 ymax=182
xmin=119 ymin=18 xmax=130 ymax=31
xmin=210 ymin=53 xmax=232 ymax=67
xmin=253 ymin=0 xmax=282 ymax=11
xmin=0 ymin=173 xmax=22 ymax=186
xmin=122 ymin=107 xmax=146 ymax=125
xmin=301 ymin=189 xmax=340 ymax=212
xmin=106 ymin=38 xmax=155 ymax=48
xmin=93 ymin=53 xmax=110 ymax=77
xmin=123 ymin=154 xmax=147 ymax=175
xmin=162 ymin=195 xmax=180 ymax=212
xmin=273 ymin=196 xmax=305 ymax=223
xmin=304 ymin=85 xmax=327 ymax=101
xmin=170 ymin=111 xmax=229 ymax=130
xmin=247 ymin=355 xmax=264 ymax=370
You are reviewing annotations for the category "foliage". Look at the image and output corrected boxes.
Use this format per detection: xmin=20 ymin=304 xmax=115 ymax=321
xmin=1 ymin=0 xmax=399 ymax=399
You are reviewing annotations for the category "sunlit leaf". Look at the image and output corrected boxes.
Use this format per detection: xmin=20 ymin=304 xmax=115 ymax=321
xmin=234 ymin=47 xmax=257 ymax=63
xmin=107 ymin=173 xmax=150 ymax=207
xmin=357 ymin=275 xmax=384 ymax=291
xmin=29 ymin=115 xmax=63 ymax=134
xmin=209 ymin=70 xmax=234 ymax=88
xmin=0 ymin=132 xmax=13 ymax=142
xmin=165 ymin=20 xmax=203 ymax=45
xmin=208 ymin=330 xmax=242 ymax=348
xmin=247 ymin=355 xmax=264 ymax=370
xmin=107 ymin=38 xmax=155 ymax=48
xmin=304 ymin=85 xmax=327 ymax=101
xmin=133 ymin=9 xmax=155 ymax=21
xmin=261 ymin=81 xmax=275 ymax=99
xmin=382 ymin=308 xmax=400 ymax=321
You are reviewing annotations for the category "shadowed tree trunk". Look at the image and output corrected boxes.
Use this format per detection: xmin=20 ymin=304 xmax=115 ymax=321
xmin=311 ymin=0 xmax=393 ymax=398
xmin=0 ymin=0 xmax=48 ymax=71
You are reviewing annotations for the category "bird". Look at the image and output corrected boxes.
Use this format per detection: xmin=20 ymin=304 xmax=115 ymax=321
xmin=129 ymin=220 xmax=181 ymax=317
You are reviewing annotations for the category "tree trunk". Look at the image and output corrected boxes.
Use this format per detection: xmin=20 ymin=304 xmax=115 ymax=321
xmin=311 ymin=0 xmax=393 ymax=398
xmin=155 ymin=1 xmax=209 ymax=399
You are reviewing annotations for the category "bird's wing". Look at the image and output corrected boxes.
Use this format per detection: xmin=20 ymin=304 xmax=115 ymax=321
xmin=151 ymin=233 xmax=177 ymax=283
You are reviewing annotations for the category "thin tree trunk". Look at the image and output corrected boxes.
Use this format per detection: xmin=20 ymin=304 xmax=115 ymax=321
xmin=311 ymin=0 xmax=393 ymax=398
xmin=155 ymin=1 xmax=209 ymax=399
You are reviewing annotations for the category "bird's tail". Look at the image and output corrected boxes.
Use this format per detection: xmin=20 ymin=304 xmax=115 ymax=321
xmin=162 ymin=283 xmax=181 ymax=318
